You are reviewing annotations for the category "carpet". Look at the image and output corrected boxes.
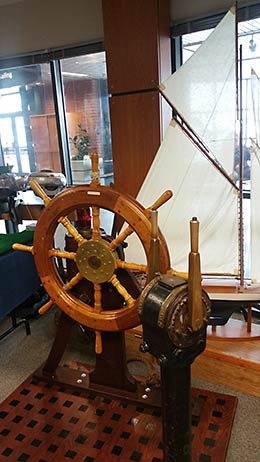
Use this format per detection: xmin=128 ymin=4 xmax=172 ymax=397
xmin=0 ymin=372 xmax=237 ymax=462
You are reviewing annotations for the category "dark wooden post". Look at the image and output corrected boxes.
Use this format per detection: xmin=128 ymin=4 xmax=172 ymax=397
xmin=102 ymin=0 xmax=171 ymax=199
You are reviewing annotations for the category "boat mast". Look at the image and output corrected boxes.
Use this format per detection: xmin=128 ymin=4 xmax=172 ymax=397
xmin=237 ymin=10 xmax=245 ymax=287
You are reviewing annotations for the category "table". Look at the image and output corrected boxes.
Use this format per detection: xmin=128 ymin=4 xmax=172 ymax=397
xmin=0 ymin=245 xmax=41 ymax=340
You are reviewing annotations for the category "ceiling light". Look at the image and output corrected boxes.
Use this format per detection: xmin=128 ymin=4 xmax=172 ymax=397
xmin=62 ymin=72 xmax=89 ymax=78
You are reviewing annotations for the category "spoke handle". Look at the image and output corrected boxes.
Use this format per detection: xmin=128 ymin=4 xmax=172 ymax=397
xmin=148 ymin=190 xmax=173 ymax=212
xmin=12 ymin=243 xmax=34 ymax=254
xmin=38 ymin=300 xmax=53 ymax=315
xmin=29 ymin=179 xmax=51 ymax=206
xmin=95 ymin=331 xmax=102 ymax=354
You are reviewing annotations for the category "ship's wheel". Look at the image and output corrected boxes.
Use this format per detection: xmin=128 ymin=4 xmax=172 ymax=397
xmin=14 ymin=153 xmax=172 ymax=352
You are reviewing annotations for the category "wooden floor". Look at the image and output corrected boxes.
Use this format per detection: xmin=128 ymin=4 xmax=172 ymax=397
xmin=125 ymin=320 xmax=260 ymax=398
xmin=192 ymin=320 xmax=260 ymax=397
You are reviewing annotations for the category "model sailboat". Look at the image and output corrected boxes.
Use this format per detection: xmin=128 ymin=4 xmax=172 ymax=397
xmin=126 ymin=7 xmax=247 ymax=283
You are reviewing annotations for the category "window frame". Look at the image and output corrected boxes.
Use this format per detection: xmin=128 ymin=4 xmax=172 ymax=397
xmin=0 ymin=41 xmax=105 ymax=182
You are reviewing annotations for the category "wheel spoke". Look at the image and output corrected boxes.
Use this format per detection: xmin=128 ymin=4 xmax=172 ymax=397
xmin=91 ymin=206 xmax=101 ymax=240
xmin=38 ymin=300 xmax=53 ymax=315
xmin=109 ymin=225 xmax=133 ymax=251
xmin=64 ymin=272 xmax=83 ymax=290
xmin=108 ymin=274 xmax=135 ymax=308
xmin=90 ymin=152 xmax=100 ymax=185
xmin=145 ymin=190 xmax=173 ymax=215
xmin=115 ymin=259 xmax=147 ymax=273
xmin=58 ymin=216 xmax=85 ymax=245
xmin=167 ymin=268 xmax=188 ymax=279
xmin=12 ymin=243 xmax=34 ymax=254
xmin=29 ymin=179 xmax=51 ymax=207
xmin=93 ymin=283 xmax=102 ymax=312
xmin=30 ymin=178 xmax=85 ymax=246
xmin=95 ymin=330 xmax=102 ymax=354
xmin=49 ymin=249 xmax=76 ymax=260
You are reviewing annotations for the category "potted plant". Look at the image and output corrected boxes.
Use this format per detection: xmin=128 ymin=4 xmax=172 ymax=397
xmin=69 ymin=124 xmax=92 ymax=183
xmin=69 ymin=124 xmax=91 ymax=160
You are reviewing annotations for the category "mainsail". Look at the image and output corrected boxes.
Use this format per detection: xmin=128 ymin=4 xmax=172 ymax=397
xmin=160 ymin=7 xmax=236 ymax=173
xmin=126 ymin=7 xmax=239 ymax=275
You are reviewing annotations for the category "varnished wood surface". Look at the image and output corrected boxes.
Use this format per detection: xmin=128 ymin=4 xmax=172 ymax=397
xmin=191 ymin=355 xmax=260 ymax=397
xmin=102 ymin=0 xmax=170 ymax=94
xmin=205 ymin=333 xmax=260 ymax=370
xmin=109 ymin=91 xmax=161 ymax=198
xmin=31 ymin=183 xmax=171 ymax=332
xmin=207 ymin=319 xmax=260 ymax=342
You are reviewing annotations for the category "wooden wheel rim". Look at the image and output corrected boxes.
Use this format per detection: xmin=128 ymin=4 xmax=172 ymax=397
xmin=33 ymin=184 xmax=170 ymax=331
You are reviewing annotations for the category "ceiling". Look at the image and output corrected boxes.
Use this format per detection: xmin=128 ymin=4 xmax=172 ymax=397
xmin=0 ymin=0 xmax=23 ymax=5
xmin=61 ymin=52 xmax=107 ymax=81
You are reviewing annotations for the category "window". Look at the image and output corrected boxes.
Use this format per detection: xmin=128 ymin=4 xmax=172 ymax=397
xmin=60 ymin=52 xmax=113 ymax=185
xmin=0 ymin=50 xmax=113 ymax=184
xmin=0 ymin=63 xmax=58 ymax=174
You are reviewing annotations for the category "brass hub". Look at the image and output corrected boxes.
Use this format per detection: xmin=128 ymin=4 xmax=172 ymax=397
xmin=75 ymin=240 xmax=115 ymax=283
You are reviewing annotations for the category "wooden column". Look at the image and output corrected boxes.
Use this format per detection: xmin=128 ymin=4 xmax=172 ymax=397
xmin=102 ymin=0 xmax=171 ymax=198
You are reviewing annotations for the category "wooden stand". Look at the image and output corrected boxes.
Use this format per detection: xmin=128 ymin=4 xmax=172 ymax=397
xmin=203 ymin=279 xmax=260 ymax=340
xmin=208 ymin=316 xmax=260 ymax=340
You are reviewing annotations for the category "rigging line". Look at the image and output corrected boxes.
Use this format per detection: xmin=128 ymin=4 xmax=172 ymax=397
xmin=235 ymin=1 xmax=239 ymax=121
xmin=158 ymin=89 xmax=238 ymax=191
xmin=251 ymin=140 xmax=260 ymax=165
xmin=238 ymin=43 xmax=245 ymax=288
xmin=173 ymin=113 xmax=238 ymax=191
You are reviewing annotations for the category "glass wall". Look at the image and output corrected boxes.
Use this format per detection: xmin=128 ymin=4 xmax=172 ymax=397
xmin=0 ymin=64 xmax=58 ymax=174
xmin=60 ymin=52 xmax=113 ymax=185
xmin=0 ymin=52 xmax=113 ymax=185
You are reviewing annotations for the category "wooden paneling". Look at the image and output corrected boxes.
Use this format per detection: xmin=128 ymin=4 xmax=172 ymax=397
xmin=30 ymin=115 xmax=50 ymax=153
xmin=109 ymin=91 xmax=161 ymax=197
xmin=30 ymin=112 xmax=81 ymax=173
xmin=191 ymin=349 xmax=260 ymax=397
xmin=102 ymin=0 xmax=171 ymax=199
xmin=102 ymin=0 xmax=171 ymax=94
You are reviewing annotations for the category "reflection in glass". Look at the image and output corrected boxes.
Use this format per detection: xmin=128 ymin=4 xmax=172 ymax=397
xmin=61 ymin=52 xmax=113 ymax=185
xmin=0 ymin=63 xmax=58 ymax=174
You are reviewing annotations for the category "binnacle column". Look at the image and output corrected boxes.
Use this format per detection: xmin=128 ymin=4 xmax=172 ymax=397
xmin=138 ymin=218 xmax=211 ymax=462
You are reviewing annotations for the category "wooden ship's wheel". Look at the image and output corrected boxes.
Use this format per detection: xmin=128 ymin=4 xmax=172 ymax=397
xmin=13 ymin=153 xmax=172 ymax=353
xmin=13 ymin=153 xmax=213 ymax=462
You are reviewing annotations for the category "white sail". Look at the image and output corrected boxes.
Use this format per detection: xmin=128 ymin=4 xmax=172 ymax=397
xmin=250 ymin=69 xmax=260 ymax=282
xmin=125 ymin=8 xmax=238 ymax=275
xmin=160 ymin=7 xmax=236 ymax=173
xmin=251 ymin=148 xmax=260 ymax=282
xmin=126 ymin=120 xmax=239 ymax=273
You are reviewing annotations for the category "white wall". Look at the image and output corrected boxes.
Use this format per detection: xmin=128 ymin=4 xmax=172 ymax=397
xmin=170 ymin=0 xmax=260 ymax=23
xmin=0 ymin=0 xmax=103 ymax=58
xmin=0 ymin=0 xmax=259 ymax=59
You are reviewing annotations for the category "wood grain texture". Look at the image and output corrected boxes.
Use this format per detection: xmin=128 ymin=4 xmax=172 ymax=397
xmin=109 ymin=91 xmax=161 ymax=197
xmin=102 ymin=0 xmax=171 ymax=94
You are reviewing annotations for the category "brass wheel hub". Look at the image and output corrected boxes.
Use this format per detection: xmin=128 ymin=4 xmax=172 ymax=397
xmin=75 ymin=239 xmax=115 ymax=283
